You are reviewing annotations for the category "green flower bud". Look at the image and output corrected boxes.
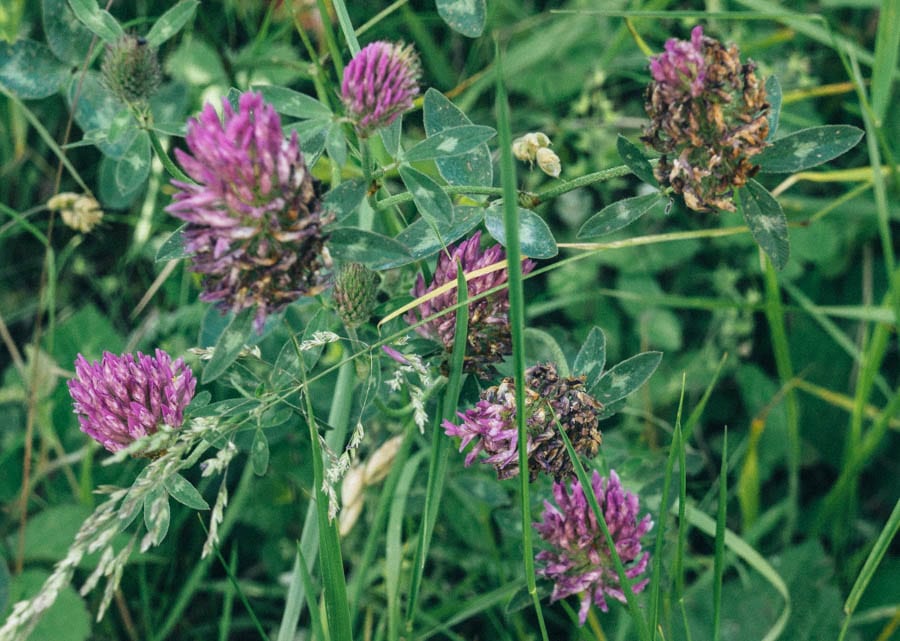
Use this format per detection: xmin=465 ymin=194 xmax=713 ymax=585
xmin=333 ymin=263 xmax=378 ymax=328
xmin=101 ymin=35 xmax=161 ymax=105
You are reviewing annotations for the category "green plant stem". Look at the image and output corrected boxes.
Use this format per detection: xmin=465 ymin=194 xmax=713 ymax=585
xmin=494 ymin=41 xmax=549 ymax=641
xmin=147 ymin=129 xmax=191 ymax=183
xmin=153 ymin=461 xmax=255 ymax=641
xmin=316 ymin=0 xmax=345 ymax=80
xmin=330 ymin=0 xmax=361 ymax=54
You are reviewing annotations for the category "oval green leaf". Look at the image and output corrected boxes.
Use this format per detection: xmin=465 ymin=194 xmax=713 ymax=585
xmin=202 ymin=307 xmax=255 ymax=384
xmin=394 ymin=205 xmax=484 ymax=262
xmin=328 ymin=227 xmax=412 ymax=269
xmin=485 ymin=203 xmax=558 ymax=259
xmin=399 ymin=164 xmax=454 ymax=225
xmin=738 ymin=179 xmax=790 ymax=270
xmin=573 ymin=326 xmax=606 ymax=390
xmin=255 ymin=85 xmax=333 ymax=119
xmin=66 ymin=0 xmax=123 ymax=43
xmin=43 ymin=0 xmax=93 ymax=65
xmin=164 ymin=473 xmax=210 ymax=511
xmin=423 ymin=88 xmax=493 ymax=188
xmin=251 ymin=428 xmax=270 ymax=476
xmin=756 ymin=125 xmax=864 ymax=173
xmin=436 ymin=0 xmax=486 ymax=37
xmin=617 ymin=135 xmax=657 ymax=186
xmin=114 ymin=130 xmax=151 ymax=193
xmin=591 ymin=351 xmax=662 ymax=405
xmin=404 ymin=125 xmax=496 ymax=162
xmin=0 ymin=39 xmax=69 ymax=99
xmin=577 ymin=193 xmax=665 ymax=239
xmin=146 ymin=0 xmax=199 ymax=47
xmin=323 ymin=178 xmax=368 ymax=223
xmin=156 ymin=224 xmax=189 ymax=262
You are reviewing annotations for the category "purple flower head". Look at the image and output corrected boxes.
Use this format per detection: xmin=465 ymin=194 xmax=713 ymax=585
xmin=535 ymin=470 xmax=653 ymax=625
xmin=443 ymin=363 xmax=603 ymax=480
xmin=341 ymin=41 xmax=421 ymax=137
xmin=67 ymin=350 xmax=196 ymax=453
xmin=406 ymin=232 xmax=535 ymax=377
xmin=167 ymin=92 xmax=328 ymax=332
xmin=649 ymin=25 xmax=707 ymax=98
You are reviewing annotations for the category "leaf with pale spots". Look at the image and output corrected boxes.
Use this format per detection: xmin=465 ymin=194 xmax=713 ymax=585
xmin=114 ymin=131 xmax=150 ymax=193
xmin=591 ymin=351 xmax=662 ymax=405
xmin=255 ymin=85 xmax=333 ymax=119
xmin=146 ymin=0 xmax=199 ymax=47
xmin=577 ymin=193 xmax=666 ymax=239
xmin=485 ymin=202 xmax=558 ymax=258
xmin=573 ymin=326 xmax=606 ymax=390
xmin=404 ymin=125 xmax=496 ymax=162
xmin=424 ymin=88 xmax=494 ymax=188
xmin=436 ymin=0 xmax=486 ymax=37
xmin=67 ymin=0 xmax=123 ymax=43
xmin=756 ymin=125 xmax=863 ymax=173
xmin=328 ymin=228 xmax=411 ymax=269
xmin=164 ymin=473 xmax=209 ymax=511
xmin=399 ymin=165 xmax=454 ymax=225
xmin=617 ymin=135 xmax=657 ymax=187
xmin=739 ymin=180 xmax=790 ymax=270
xmin=202 ymin=308 xmax=254 ymax=384
xmin=394 ymin=205 xmax=484 ymax=264
xmin=0 ymin=39 xmax=70 ymax=100
xmin=323 ymin=178 xmax=368 ymax=223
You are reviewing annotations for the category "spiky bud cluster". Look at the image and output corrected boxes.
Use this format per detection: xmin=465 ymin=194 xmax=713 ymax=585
xmin=101 ymin=35 xmax=161 ymax=104
xmin=642 ymin=26 xmax=769 ymax=212
xmin=443 ymin=362 xmax=603 ymax=481
xmin=333 ymin=262 xmax=378 ymax=328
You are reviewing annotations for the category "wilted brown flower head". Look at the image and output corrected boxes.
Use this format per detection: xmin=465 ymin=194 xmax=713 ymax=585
xmin=642 ymin=26 xmax=769 ymax=212
xmin=443 ymin=362 xmax=603 ymax=481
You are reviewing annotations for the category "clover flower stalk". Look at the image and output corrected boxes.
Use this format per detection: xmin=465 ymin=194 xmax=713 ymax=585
xmin=67 ymin=349 xmax=196 ymax=453
xmin=405 ymin=231 xmax=535 ymax=378
xmin=341 ymin=41 xmax=421 ymax=138
xmin=643 ymin=26 xmax=769 ymax=212
xmin=535 ymin=470 xmax=653 ymax=625
xmin=167 ymin=92 xmax=329 ymax=332
xmin=442 ymin=363 xmax=603 ymax=480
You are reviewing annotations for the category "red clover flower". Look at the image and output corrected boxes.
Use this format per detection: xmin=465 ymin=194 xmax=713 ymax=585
xmin=167 ymin=92 xmax=328 ymax=332
xmin=405 ymin=232 xmax=534 ymax=378
xmin=67 ymin=350 xmax=196 ymax=453
xmin=643 ymin=26 xmax=769 ymax=212
xmin=341 ymin=41 xmax=421 ymax=137
xmin=442 ymin=363 xmax=603 ymax=480
xmin=535 ymin=470 xmax=653 ymax=625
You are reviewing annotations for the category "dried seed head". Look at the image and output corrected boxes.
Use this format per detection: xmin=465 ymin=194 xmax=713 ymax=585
xmin=49 ymin=193 xmax=104 ymax=233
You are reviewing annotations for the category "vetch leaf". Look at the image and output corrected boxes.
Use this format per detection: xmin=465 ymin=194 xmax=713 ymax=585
xmin=394 ymin=205 xmax=484 ymax=262
xmin=485 ymin=202 xmax=558 ymax=259
xmin=573 ymin=326 xmax=606 ymax=390
xmin=323 ymin=178 xmax=368 ymax=223
xmin=756 ymin=125 xmax=864 ymax=173
xmin=0 ymin=39 xmax=70 ymax=99
xmin=765 ymin=76 xmax=782 ymax=141
xmin=114 ymin=130 xmax=151 ymax=193
xmin=423 ymin=88 xmax=493 ymax=188
xmin=43 ymin=0 xmax=93 ymax=65
xmin=592 ymin=351 xmax=662 ymax=405
xmin=145 ymin=0 xmax=199 ymax=47
xmin=202 ymin=307 xmax=254 ymax=384
xmin=738 ymin=179 xmax=790 ymax=270
xmin=436 ymin=0 xmax=486 ymax=37
xmin=251 ymin=428 xmax=270 ymax=476
xmin=399 ymin=164 xmax=454 ymax=225
xmin=404 ymin=125 xmax=496 ymax=162
xmin=66 ymin=0 xmax=123 ymax=43
xmin=328 ymin=227 xmax=411 ymax=269
xmin=164 ymin=473 xmax=209 ymax=510
xmin=617 ymin=135 xmax=657 ymax=186
xmin=577 ymin=193 xmax=666 ymax=239
xmin=255 ymin=85 xmax=332 ymax=119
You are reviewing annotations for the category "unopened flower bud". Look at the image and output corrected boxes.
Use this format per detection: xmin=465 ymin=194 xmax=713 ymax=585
xmin=536 ymin=147 xmax=561 ymax=178
xmin=333 ymin=262 xmax=379 ymax=328
xmin=101 ymin=35 xmax=161 ymax=104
